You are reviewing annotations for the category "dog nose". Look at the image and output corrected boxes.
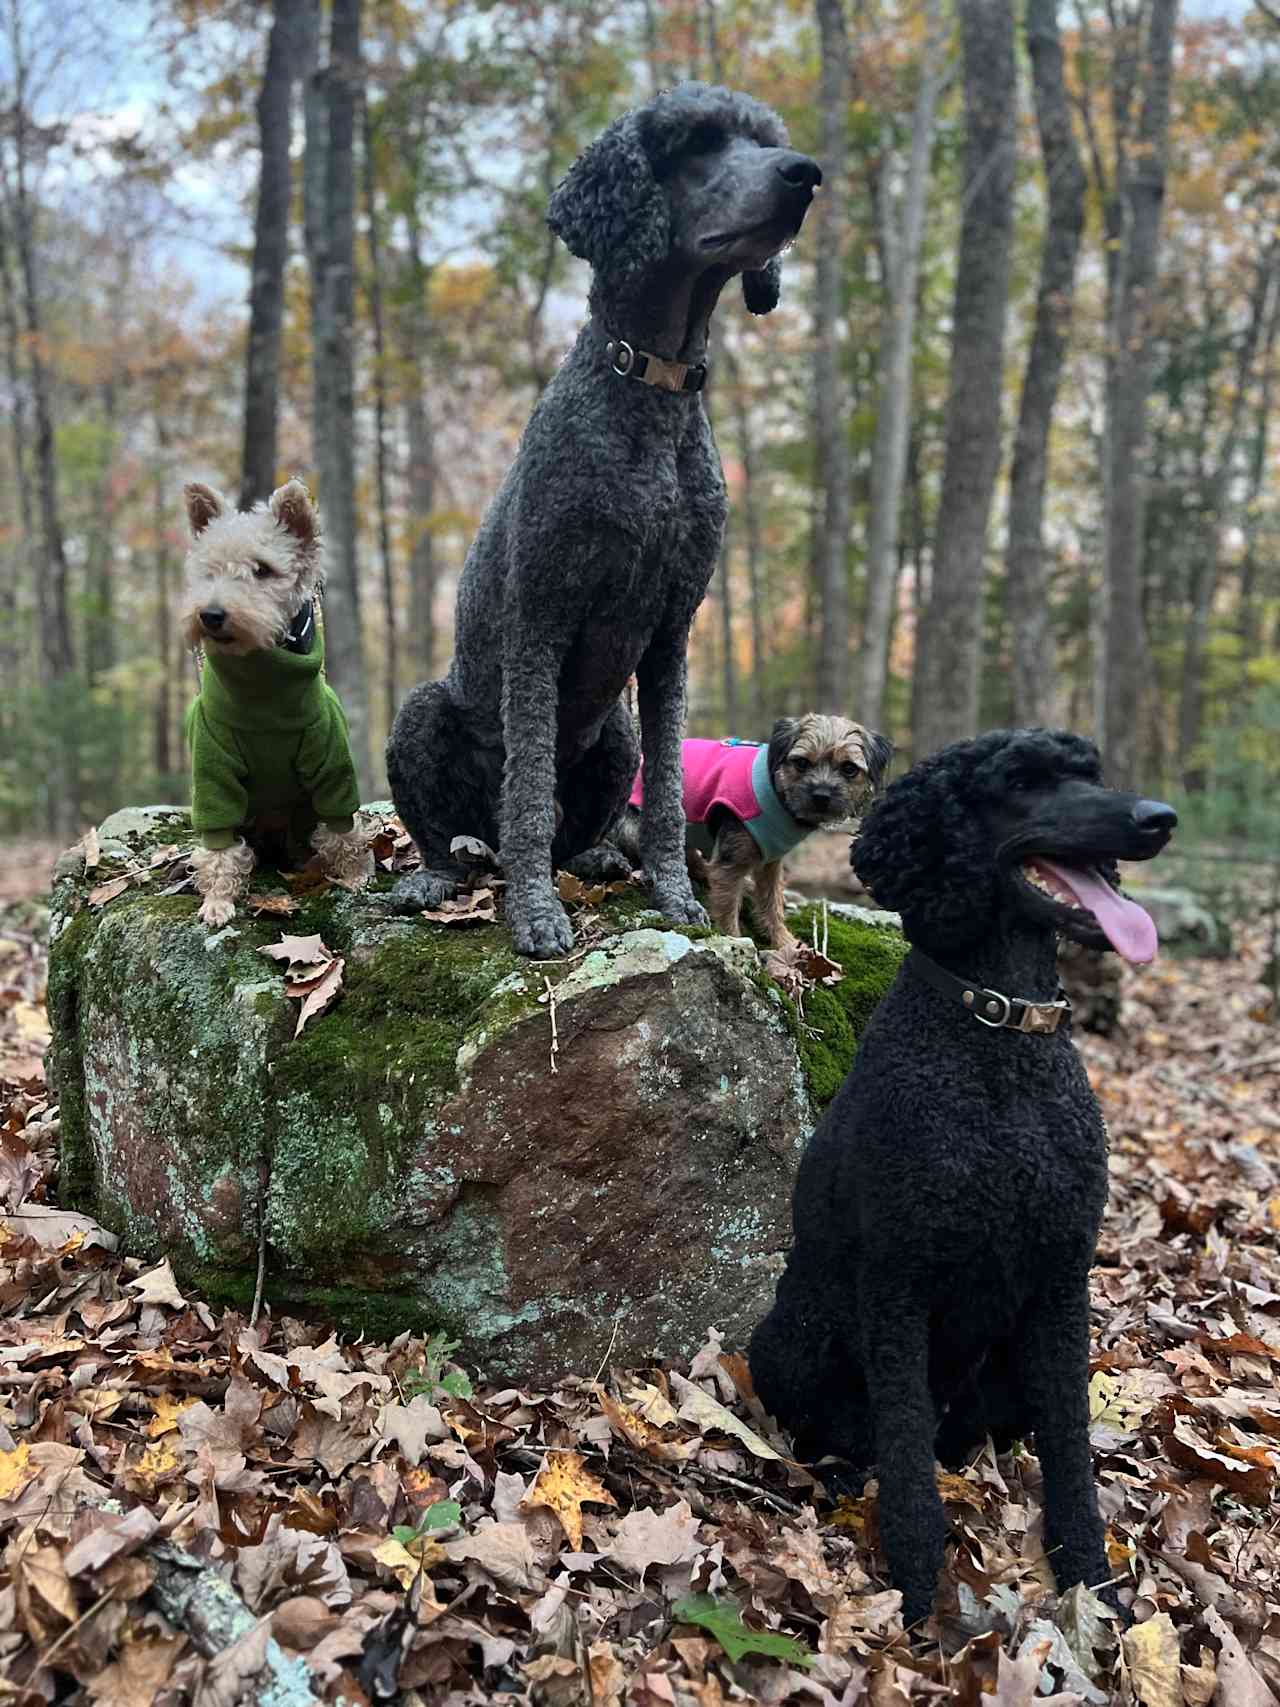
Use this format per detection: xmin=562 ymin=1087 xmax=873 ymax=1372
xmin=199 ymin=607 xmax=226 ymax=632
xmin=776 ymin=152 xmax=822 ymax=191
xmin=1132 ymin=798 xmax=1177 ymax=833
xmin=810 ymin=785 xmax=836 ymax=807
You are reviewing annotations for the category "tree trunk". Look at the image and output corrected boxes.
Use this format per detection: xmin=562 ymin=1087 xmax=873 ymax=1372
xmin=721 ymin=337 xmax=767 ymax=726
xmin=912 ymin=0 xmax=1016 ymax=759
xmin=85 ymin=377 xmax=119 ymax=686
xmin=812 ymin=0 xmax=853 ymax=713
xmin=1177 ymin=241 xmax=1278 ymax=785
xmin=240 ymin=0 xmax=306 ymax=510
xmin=1099 ymin=0 xmax=1179 ymax=791
xmin=361 ymin=89 xmax=397 ymax=738
xmin=6 ymin=2 xmax=77 ymax=832
xmin=1239 ymin=271 xmax=1280 ymax=677
xmin=401 ymin=200 xmax=439 ymax=687
xmin=717 ymin=523 xmax=740 ymax=730
xmin=304 ymin=0 xmax=370 ymax=790
xmin=859 ymin=0 xmax=948 ymax=732
xmin=153 ymin=416 xmax=173 ymax=785
xmin=1004 ymin=0 xmax=1086 ymax=728
xmin=0 ymin=195 xmax=33 ymax=742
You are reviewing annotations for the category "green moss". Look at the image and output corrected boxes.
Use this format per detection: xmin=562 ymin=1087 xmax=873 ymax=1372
xmin=46 ymin=905 xmax=101 ymax=1203
xmin=759 ymin=905 xmax=907 ymax=1107
xmin=184 ymin=1266 xmax=446 ymax=1342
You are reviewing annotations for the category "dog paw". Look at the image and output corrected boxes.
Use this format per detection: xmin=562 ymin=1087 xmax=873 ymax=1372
xmin=507 ymin=888 xmax=575 ymax=959
xmin=562 ymin=844 xmax=633 ymax=884
xmin=198 ymin=896 xmax=237 ymax=928
xmin=390 ymin=871 xmax=458 ymax=913
xmin=651 ymin=880 xmax=709 ymax=929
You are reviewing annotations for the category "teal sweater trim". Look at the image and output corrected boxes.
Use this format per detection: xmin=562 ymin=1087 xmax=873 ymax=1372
xmin=185 ymin=616 xmax=361 ymax=848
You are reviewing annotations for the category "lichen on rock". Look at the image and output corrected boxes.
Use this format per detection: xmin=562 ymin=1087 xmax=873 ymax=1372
xmin=48 ymin=805 xmax=905 ymax=1383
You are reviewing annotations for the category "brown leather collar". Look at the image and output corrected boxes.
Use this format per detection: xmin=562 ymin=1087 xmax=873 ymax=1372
xmin=907 ymin=948 xmax=1072 ymax=1035
xmin=605 ymin=338 xmax=706 ymax=394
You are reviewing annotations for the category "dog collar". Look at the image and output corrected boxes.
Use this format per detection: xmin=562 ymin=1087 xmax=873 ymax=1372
xmin=605 ymin=338 xmax=707 ymax=394
xmin=280 ymin=600 xmax=315 ymax=655
xmin=907 ymin=948 xmax=1072 ymax=1035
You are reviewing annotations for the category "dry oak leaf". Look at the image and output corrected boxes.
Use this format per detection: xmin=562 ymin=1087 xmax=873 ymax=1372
xmin=444 ymin=1520 xmax=541 ymax=1591
xmin=148 ymin=1393 xmax=198 ymax=1437
xmin=63 ymin=1504 xmax=159 ymax=1577
xmin=85 ymin=1633 xmax=187 ymax=1707
xmin=248 ymin=891 xmax=298 ymax=917
xmin=1122 ymin=1612 xmax=1183 ymax=1707
xmin=258 ymin=932 xmax=330 ymax=967
xmin=289 ymin=956 xmax=344 ymax=1037
xmin=1202 ymin=1605 xmax=1273 ymax=1707
xmin=669 ymin=1369 xmax=782 ymax=1461
xmin=126 ymin=1258 xmax=187 ymax=1309
xmin=609 ymin=1499 xmax=703 ymax=1578
xmin=88 ymin=875 xmax=131 ymax=907
xmin=520 ymin=1448 xmax=617 ymax=1550
xmin=597 ymin=1388 xmax=696 ymax=1463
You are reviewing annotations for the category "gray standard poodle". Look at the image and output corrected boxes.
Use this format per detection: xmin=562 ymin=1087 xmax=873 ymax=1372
xmin=385 ymin=84 xmax=821 ymax=958
xmin=750 ymin=729 xmax=1177 ymax=1628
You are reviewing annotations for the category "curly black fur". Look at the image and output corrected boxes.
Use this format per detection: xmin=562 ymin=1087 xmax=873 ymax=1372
xmin=749 ymin=728 xmax=1176 ymax=1627
xmin=385 ymin=84 xmax=819 ymax=957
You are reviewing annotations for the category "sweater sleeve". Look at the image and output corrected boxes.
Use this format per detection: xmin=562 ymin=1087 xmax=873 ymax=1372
xmin=296 ymin=693 xmax=362 ymax=825
xmin=187 ymin=702 xmax=250 ymax=848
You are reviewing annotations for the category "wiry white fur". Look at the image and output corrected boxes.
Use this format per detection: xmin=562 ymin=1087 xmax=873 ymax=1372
xmin=191 ymin=839 xmax=256 ymax=926
xmin=181 ymin=479 xmax=324 ymax=656
xmin=312 ymin=819 xmax=374 ymax=891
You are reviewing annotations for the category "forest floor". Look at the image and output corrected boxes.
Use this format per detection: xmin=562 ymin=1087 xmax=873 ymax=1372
xmin=1 ymin=855 xmax=1279 ymax=1706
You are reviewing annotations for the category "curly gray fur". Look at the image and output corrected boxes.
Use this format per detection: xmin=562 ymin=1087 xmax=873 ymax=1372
xmin=385 ymin=84 xmax=820 ymax=957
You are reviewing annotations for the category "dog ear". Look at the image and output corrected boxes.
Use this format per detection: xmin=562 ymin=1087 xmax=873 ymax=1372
xmin=851 ymin=757 xmax=995 ymax=948
xmin=767 ymin=716 xmax=799 ymax=774
xmin=862 ymin=729 xmax=895 ymax=790
xmin=269 ymin=480 xmax=320 ymax=548
xmin=742 ymin=256 xmax=782 ymax=315
xmin=185 ymin=483 xmax=226 ymax=537
xmin=548 ymin=116 xmax=670 ymax=287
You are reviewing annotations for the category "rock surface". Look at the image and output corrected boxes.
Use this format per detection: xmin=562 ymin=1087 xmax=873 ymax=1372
xmin=48 ymin=806 xmax=906 ymax=1384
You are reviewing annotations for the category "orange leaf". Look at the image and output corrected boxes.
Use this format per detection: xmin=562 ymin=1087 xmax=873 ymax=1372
xmin=520 ymin=1449 xmax=617 ymax=1550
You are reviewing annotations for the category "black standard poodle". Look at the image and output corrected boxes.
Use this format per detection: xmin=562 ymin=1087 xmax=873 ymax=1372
xmin=749 ymin=728 xmax=1177 ymax=1628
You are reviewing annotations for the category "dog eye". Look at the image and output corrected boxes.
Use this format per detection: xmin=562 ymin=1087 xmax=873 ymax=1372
xmin=791 ymin=757 xmax=810 ymax=773
xmin=840 ymin=762 xmax=863 ymax=779
xmin=252 ymin=561 xmax=274 ymax=580
xmin=686 ymin=123 xmax=724 ymax=156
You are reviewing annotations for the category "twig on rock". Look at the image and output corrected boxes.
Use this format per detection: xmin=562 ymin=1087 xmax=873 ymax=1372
xmin=544 ymin=975 xmax=560 ymax=1075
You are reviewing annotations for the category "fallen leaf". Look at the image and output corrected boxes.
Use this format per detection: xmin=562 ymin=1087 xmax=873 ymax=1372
xmin=1202 ymin=1605 xmax=1272 ymax=1706
xmin=669 ymin=1370 xmax=782 ymax=1461
xmin=88 ymin=875 xmax=130 ymax=907
xmin=444 ymin=1521 xmax=540 ymax=1590
xmin=0 ymin=1442 xmax=36 ymax=1501
xmin=248 ymin=891 xmax=298 ymax=916
xmin=421 ymin=888 xmax=497 ymax=925
xmin=82 ymin=827 xmax=100 ymax=870
xmin=290 ymin=955 xmax=344 ymax=1037
xmin=258 ymin=932 xmax=331 ymax=967
xmin=86 ymin=1634 xmax=186 ymax=1705
xmin=520 ymin=1449 xmax=616 ymax=1549
xmin=673 ymin=1593 xmax=812 ymax=1668
xmin=1122 ymin=1612 xmax=1183 ymax=1707
xmin=127 ymin=1258 xmax=187 ymax=1309
xmin=609 ymin=1499 xmax=703 ymax=1578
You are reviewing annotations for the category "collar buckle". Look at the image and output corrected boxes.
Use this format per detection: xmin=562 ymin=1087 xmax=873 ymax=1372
xmin=1009 ymin=996 xmax=1072 ymax=1034
xmin=605 ymin=336 xmax=706 ymax=394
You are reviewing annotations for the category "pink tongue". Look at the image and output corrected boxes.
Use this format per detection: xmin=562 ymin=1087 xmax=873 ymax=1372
xmin=1033 ymin=859 xmax=1159 ymax=964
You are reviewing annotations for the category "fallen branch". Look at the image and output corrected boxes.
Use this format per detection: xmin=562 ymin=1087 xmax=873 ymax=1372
xmin=148 ymin=1541 xmax=320 ymax=1705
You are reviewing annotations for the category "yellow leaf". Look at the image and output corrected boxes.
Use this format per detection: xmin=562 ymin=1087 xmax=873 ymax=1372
xmin=131 ymin=1438 xmax=182 ymax=1488
xmin=0 ymin=1441 xmax=36 ymax=1501
xmin=148 ymin=1394 xmax=198 ymax=1437
xmin=1123 ymin=1612 xmax=1183 ymax=1707
xmin=78 ymin=1386 xmax=124 ymax=1421
xmin=372 ymin=1534 xmax=427 ymax=1589
xmin=520 ymin=1449 xmax=617 ymax=1550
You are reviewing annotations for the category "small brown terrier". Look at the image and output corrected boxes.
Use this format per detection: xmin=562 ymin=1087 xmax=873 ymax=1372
xmin=619 ymin=714 xmax=892 ymax=948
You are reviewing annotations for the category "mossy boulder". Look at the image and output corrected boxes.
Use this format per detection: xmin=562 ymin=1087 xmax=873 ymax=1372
xmin=47 ymin=806 xmax=906 ymax=1383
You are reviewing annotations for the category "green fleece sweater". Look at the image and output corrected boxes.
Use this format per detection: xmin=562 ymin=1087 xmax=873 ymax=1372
xmin=185 ymin=612 xmax=361 ymax=852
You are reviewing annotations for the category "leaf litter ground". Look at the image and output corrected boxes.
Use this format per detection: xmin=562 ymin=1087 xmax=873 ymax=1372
xmin=2 ymin=885 xmax=1279 ymax=1705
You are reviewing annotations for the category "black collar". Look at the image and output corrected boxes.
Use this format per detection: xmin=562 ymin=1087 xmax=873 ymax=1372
xmin=907 ymin=948 xmax=1072 ymax=1035
xmin=280 ymin=600 xmax=315 ymax=655
xmin=605 ymin=337 xmax=706 ymax=394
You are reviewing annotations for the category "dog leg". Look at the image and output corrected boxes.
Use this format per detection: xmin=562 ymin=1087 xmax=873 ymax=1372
xmin=635 ymin=628 xmax=708 ymax=929
xmin=313 ymin=819 xmax=374 ymax=891
xmin=862 ymin=1283 xmax=948 ymax=1630
xmin=386 ymin=678 xmax=499 ymax=915
xmin=501 ymin=642 xmax=574 ymax=959
xmin=705 ymin=860 xmax=745 ymax=937
xmin=753 ymin=860 xmax=797 ymax=950
xmin=555 ymin=700 xmax=639 ymax=886
xmin=562 ymin=846 xmax=634 ymax=883
xmin=191 ymin=839 xmax=255 ymax=928
xmin=1015 ymin=1269 xmax=1111 ymax=1597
